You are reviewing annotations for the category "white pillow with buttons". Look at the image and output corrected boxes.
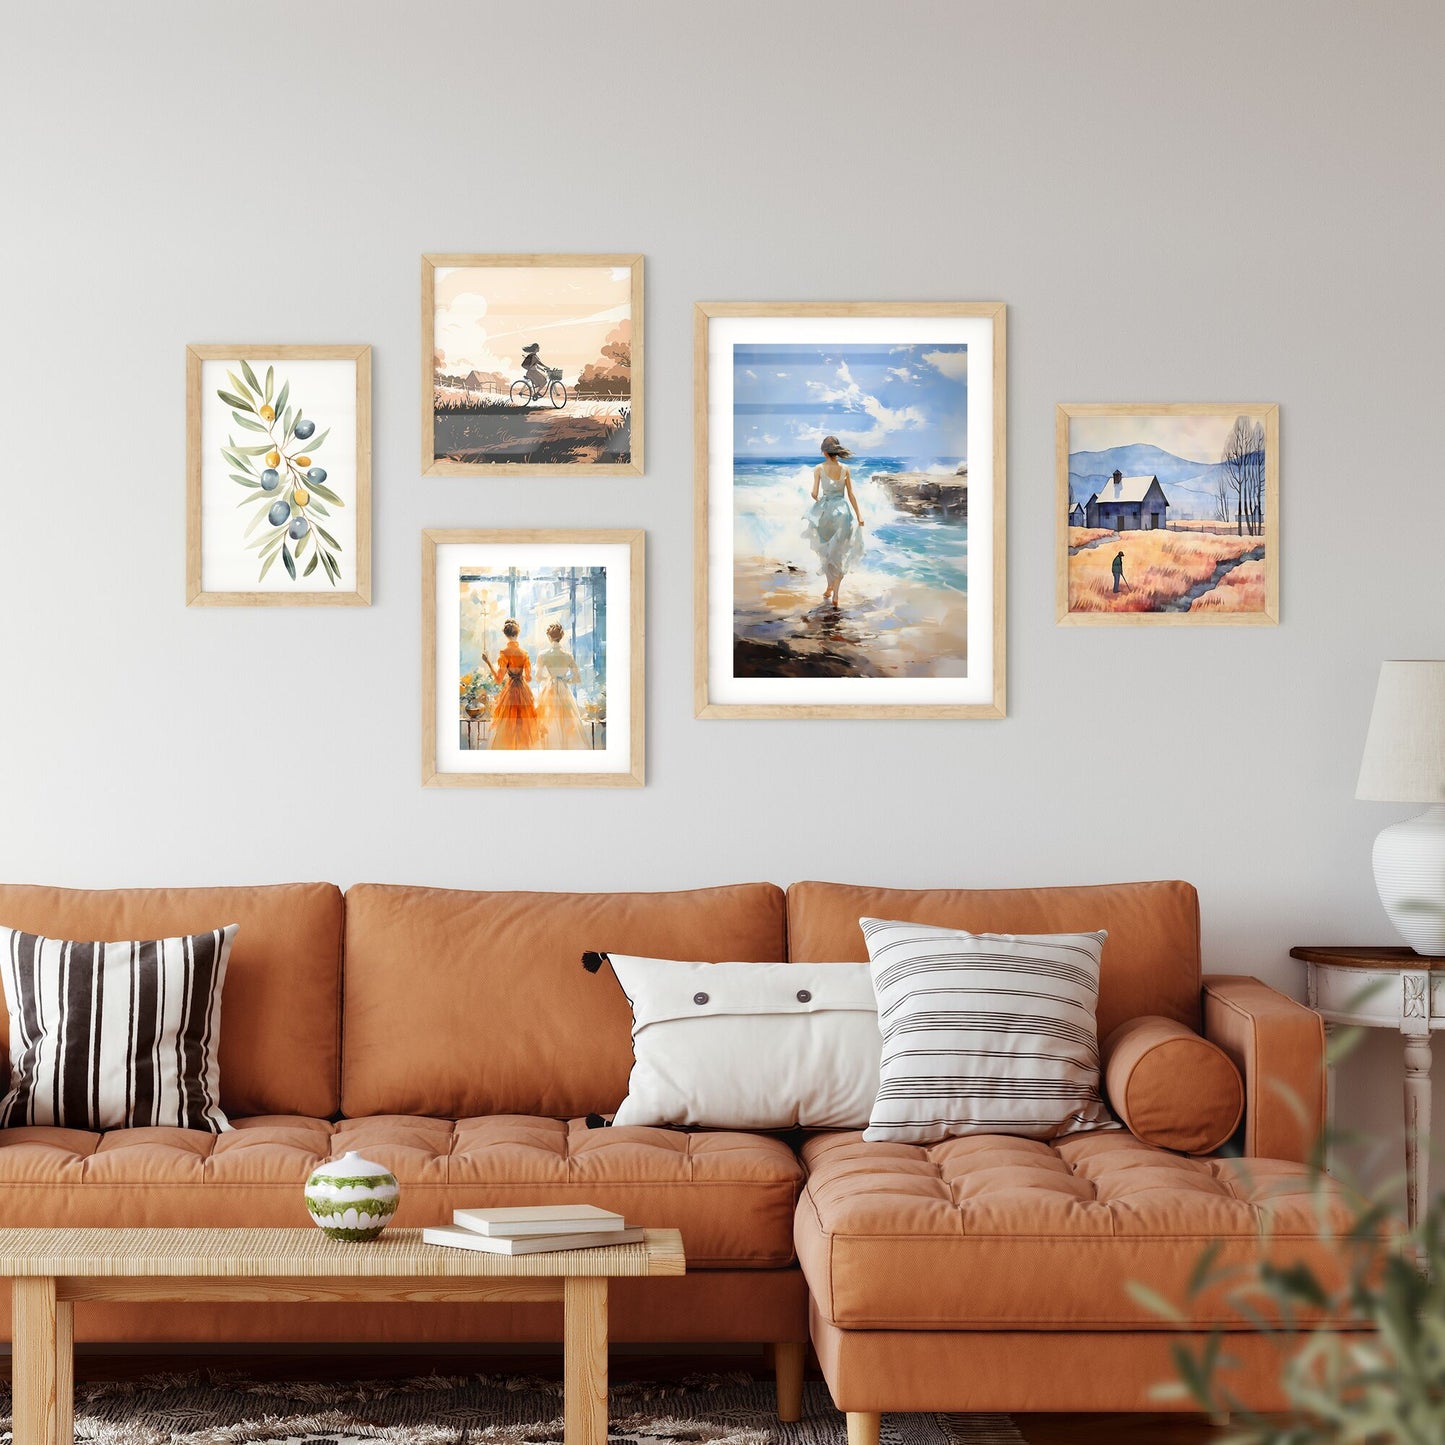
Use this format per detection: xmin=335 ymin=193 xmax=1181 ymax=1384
xmin=598 ymin=954 xmax=881 ymax=1130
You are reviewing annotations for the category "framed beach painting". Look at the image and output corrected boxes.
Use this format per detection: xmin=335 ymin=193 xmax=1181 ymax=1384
xmin=186 ymin=345 xmax=370 ymax=606
xmin=693 ymin=302 xmax=1006 ymax=719
xmin=422 ymin=529 xmax=644 ymax=788
xmin=422 ymin=254 xmax=643 ymax=475
xmin=1056 ymin=403 xmax=1279 ymax=625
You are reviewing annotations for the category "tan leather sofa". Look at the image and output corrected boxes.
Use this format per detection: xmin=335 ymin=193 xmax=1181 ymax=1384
xmin=0 ymin=878 xmax=1362 ymax=1422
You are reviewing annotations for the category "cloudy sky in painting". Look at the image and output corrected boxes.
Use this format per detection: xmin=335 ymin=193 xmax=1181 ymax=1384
xmin=434 ymin=265 xmax=631 ymax=381
xmin=1069 ymin=412 xmax=1246 ymax=463
xmin=732 ymin=343 xmax=967 ymax=460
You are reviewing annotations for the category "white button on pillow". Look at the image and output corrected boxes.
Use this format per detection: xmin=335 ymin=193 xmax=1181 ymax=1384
xmin=598 ymin=954 xmax=881 ymax=1130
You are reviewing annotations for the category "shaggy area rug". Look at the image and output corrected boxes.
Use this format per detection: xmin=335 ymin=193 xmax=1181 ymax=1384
xmin=0 ymin=1372 xmax=1025 ymax=1445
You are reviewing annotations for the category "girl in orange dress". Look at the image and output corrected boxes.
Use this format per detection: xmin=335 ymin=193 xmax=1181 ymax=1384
xmin=482 ymin=619 xmax=539 ymax=750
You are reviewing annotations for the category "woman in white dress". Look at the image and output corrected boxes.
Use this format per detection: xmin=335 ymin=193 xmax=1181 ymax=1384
xmin=805 ymin=434 xmax=865 ymax=606
xmin=534 ymin=623 xmax=590 ymax=749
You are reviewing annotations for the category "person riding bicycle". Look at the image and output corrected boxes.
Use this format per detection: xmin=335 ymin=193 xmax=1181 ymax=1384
xmin=520 ymin=343 xmax=550 ymax=396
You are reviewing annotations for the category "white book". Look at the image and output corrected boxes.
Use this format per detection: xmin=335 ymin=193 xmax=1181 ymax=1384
xmin=452 ymin=1205 xmax=628 ymax=1239
xmin=423 ymin=1224 xmax=645 ymax=1256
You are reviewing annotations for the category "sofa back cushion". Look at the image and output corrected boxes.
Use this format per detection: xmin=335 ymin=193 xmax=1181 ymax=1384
xmin=787 ymin=879 xmax=1201 ymax=1039
xmin=0 ymin=883 xmax=342 ymax=1118
xmin=341 ymin=883 xmax=788 ymax=1119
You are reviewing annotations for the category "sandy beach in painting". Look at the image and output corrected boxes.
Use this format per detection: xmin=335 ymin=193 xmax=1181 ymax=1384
xmin=733 ymin=556 xmax=967 ymax=678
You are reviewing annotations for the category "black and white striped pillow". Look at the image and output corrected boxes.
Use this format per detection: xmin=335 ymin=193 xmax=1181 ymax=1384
xmin=0 ymin=924 xmax=237 ymax=1133
xmin=860 ymin=917 xmax=1114 ymax=1144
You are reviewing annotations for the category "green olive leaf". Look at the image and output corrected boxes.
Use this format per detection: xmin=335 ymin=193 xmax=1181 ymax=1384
xmin=282 ymin=543 xmax=296 ymax=581
xmin=305 ymin=479 xmax=343 ymax=506
xmin=263 ymin=365 xmax=274 ymax=404
xmin=313 ymin=523 xmax=342 ymax=551
xmin=240 ymin=359 xmax=262 ymax=394
xmin=226 ymin=371 xmax=256 ymax=403
xmin=230 ymin=475 xmax=261 ymax=489
xmin=236 ymin=443 xmax=273 ymax=456
xmin=232 ymin=412 xmax=268 ymax=433
xmin=258 ymin=549 xmax=280 ymax=583
xmin=217 ymin=390 xmax=254 ymax=412
xmin=274 ymin=379 xmax=290 ymax=419
xmin=304 ymin=552 xmax=319 ymax=577
xmin=304 ymin=427 xmax=330 ymax=453
xmin=309 ymin=500 xmax=330 ymax=517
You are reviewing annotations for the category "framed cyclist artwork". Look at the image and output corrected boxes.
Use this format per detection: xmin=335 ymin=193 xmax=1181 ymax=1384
xmin=421 ymin=528 xmax=645 ymax=788
xmin=421 ymin=254 xmax=644 ymax=474
xmin=693 ymin=301 xmax=1007 ymax=719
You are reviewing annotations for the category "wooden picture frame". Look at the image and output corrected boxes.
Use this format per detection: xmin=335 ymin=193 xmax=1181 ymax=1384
xmin=421 ymin=255 xmax=644 ymax=475
xmin=422 ymin=528 xmax=645 ymax=788
xmin=186 ymin=344 xmax=371 ymax=607
xmin=1056 ymin=402 xmax=1279 ymax=626
xmin=693 ymin=301 xmax=1006 ymax=719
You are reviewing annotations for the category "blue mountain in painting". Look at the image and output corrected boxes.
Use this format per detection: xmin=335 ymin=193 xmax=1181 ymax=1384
xmin=1068 ymin=444 xmax=1229 ymax=520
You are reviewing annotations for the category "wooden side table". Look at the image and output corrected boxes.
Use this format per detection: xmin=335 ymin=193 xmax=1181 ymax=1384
xmin=1292 ymin=945 xmax=1445 ymax=1238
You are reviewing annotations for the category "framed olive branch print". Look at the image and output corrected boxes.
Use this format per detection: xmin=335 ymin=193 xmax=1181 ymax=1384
xmin=186 ymin=344 xmax=371 ymax=606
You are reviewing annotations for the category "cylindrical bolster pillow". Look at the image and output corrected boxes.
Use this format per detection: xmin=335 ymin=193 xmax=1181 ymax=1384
xmin=1103 ymin=1015 xmax=1244 ymax=1155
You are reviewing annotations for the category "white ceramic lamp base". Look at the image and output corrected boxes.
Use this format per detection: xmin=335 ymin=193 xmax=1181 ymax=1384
xmin=1373 ymin=803 xmax=1445 ymax=955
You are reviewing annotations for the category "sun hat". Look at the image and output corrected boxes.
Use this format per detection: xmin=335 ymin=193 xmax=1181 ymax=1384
xmin=820 ymin=435 xmax=853 ymax=458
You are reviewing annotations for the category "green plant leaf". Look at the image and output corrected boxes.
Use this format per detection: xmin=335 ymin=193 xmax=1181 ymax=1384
xmin=304 ymin=427 xmax=330 ymax=453
xmin=313 ymin=523 xmax=342 ymax=551
xmin=305 ymin=479 xmax=343 ymax=506
xmin=282 ymin=543 xmax=296 ymax=581
xmin=227 ymin=369 xmax=256 ymax=402
xmin=217 ymin=389 xmax=253 ymax=412
xmin=275 ymin=379 xmax=290 ymax=419
xmin=230 ymin=474 xmax=261 ymax=489
xmin=264 ymin=365 xmax=274 ymax=404
xmin=240 ymin=358 xmax=262 ymax=394
xmin=232 ymin=413 xmax=268 ymax=433
xmin=310 ymin=500 xmax=330 ymax=517
xmin=258 ymin=548 xmax=280 ymax=583
xmin=235 ymin=443 xmax=273 ymax=456
xmin=1126 ymin=1280 xmax=1185 ymax=1324
xmin=220 ymin=448 xmax=254 ymax=474
xmin=304 ymin=552 xmax=319 ymax=577
xmin=282 ymin=405 xmax=294 ymax=437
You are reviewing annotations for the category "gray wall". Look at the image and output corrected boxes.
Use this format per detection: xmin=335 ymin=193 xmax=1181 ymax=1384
xmin=2 ymin=1 xmax=1442 ymax=1195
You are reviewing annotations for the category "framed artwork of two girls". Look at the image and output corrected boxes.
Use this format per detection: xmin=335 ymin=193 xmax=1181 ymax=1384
xmin=693 ymin=301 xmax=1006 ymax=718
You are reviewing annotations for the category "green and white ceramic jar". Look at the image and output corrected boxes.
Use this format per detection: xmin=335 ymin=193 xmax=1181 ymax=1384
xmin=304 ymin=1151 xmax=399 ymax=1242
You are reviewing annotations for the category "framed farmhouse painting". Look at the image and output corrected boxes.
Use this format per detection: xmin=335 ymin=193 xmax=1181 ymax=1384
xmin=422 ymin=529 xmax=644 ymax=788
xmin=186 ymin=344 xmax=371 ymax=606
xmin=422 ymin=254 xmax=643 ymax=475
xmin=1056 ymin=403 xmax=1279 ymax=625
xmin=693 ymin=302 xmax=1006 ymax=719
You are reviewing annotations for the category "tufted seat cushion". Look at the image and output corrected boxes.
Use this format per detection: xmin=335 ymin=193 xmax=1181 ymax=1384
xmin=797 ymin=1131 xmax=1363 ymax=1330
xmin=0 ymin=1115 xmax=803 ymax=1269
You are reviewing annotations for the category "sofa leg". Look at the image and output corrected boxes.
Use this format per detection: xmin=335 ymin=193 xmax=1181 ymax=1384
xmin=773 ymin=1340 xmax=804 ymax=1422
xmin=846 ymin=1412 xmax=881 ymax=1445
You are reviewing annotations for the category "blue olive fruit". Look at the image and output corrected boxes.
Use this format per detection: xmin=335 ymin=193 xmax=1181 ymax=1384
xmin=293 ymin=418 xmax=316 ymax=440
xmin=306 ymin=467 xmax=327 ymax=484
xmin=288 ymin=517 xmax=310 ymax=540
xmin=260 ymin=468 xmax=280 ymax=490
xmin=267 ymin=501 xmax=290 ymax=527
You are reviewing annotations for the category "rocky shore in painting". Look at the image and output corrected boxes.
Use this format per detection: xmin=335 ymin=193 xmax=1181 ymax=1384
xmin=733 ymin=558 xmax=968 ymax=679
xmin=870 ymin=463 xmax=967 ymax=519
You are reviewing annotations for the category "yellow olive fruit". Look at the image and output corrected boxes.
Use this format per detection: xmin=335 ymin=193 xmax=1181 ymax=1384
xmin=265 ymin=450 xmax=280 ymax=468
xmin=294 ymin=455 xmax=311 ymax=467
xmin=259 ymin=404 xmax=275 ymax=422
xmin=292 ymin=486 xmax=311 ymax=507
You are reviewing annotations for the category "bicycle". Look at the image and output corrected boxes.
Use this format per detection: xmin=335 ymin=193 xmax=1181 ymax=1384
xmin=510 ymin=368 xmax=568 ymax=409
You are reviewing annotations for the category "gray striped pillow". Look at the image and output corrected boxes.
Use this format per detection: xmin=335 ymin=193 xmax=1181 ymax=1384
xmin=860 ymin=917 xmax=1114 ymax=1144
xmin=0 ymin=924 xmax=237 ymax=1133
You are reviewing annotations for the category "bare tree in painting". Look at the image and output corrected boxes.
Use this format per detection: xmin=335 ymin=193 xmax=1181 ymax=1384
xmin=1214 ymin=462 xmax=1233 ymax=523
xmin=1221 ymin=415 xmax=1266 ymax=537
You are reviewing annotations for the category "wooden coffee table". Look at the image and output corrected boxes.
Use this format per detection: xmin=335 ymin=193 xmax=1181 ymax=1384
xmin=0 ymin=1225 xmax=685 ymax=1445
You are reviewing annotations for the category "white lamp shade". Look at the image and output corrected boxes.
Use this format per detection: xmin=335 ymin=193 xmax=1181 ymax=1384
xmin=1355 ymin=660 xmax=1445 ymax=803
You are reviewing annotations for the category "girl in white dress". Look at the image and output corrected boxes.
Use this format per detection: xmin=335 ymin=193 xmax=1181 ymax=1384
xmin=534 ymin=623 xmax=590 ymax=749
xmin=805 ymin=434 xmax=865 ymax=605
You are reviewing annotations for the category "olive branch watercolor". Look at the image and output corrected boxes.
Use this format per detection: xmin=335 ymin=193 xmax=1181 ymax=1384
xmin=216 ymin=359 xmax=346 ymax=585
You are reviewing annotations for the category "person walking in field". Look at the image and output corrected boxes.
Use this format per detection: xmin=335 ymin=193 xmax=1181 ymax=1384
xmin=1112 ymin=549 xmax=1129 ymax=594
xmin=805 ymin=435 xmax=865 ymax=607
